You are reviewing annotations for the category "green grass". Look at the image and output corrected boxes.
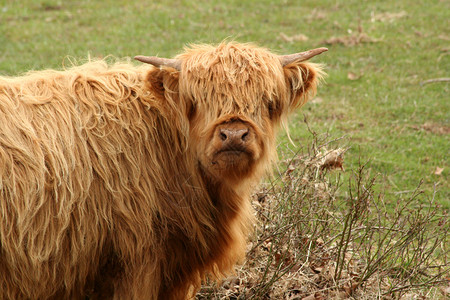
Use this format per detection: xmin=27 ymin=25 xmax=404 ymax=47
xmin=1 ymin=0 xmax=448 ymax=207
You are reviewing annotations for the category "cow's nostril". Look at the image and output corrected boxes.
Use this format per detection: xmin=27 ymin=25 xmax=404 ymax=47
xmin=220 ymin=131 xmax=228 ymax=141
xmin=241 ymin=130 xmax=249 ymax=141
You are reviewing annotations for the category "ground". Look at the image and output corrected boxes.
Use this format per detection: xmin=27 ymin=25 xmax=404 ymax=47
xmin=1 ymin=0 xmax=448 ymax=298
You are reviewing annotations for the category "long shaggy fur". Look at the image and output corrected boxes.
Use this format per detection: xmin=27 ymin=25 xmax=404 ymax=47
xmin=0 ymin=42 xmax=323 ymax=299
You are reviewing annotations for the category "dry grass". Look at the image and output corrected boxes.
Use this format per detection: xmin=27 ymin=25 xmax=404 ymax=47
xmin=197 ymin=126 xmax=449 ymax=299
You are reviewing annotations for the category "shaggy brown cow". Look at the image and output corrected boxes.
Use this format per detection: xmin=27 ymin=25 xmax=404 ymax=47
xmin=0 ymin=42 xmax=326 ymax=299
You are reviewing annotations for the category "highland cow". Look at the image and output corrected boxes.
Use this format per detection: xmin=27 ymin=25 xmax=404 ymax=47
xmin=0 ymin=42 xmax=326 ymax=299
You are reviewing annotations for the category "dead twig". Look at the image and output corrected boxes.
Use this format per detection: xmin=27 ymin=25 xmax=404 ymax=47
xmin=420 ymin=77 xmax=450 ymax=86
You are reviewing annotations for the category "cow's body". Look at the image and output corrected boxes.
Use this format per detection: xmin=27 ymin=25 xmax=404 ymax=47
xmin=0 ymin=42 xmax=324 ymax=299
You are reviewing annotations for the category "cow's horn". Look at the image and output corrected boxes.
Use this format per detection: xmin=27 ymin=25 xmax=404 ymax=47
xmin=280 ymin=47 xmax=328 ymax=66
xmin=134 ymin=56 xmax=181 ymax=71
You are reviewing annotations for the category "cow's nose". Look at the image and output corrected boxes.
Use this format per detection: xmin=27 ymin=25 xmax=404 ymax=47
xmin=219 ymin=128 xmax=249 ymax=142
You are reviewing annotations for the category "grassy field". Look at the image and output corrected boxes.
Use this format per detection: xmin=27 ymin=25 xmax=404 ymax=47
xmin=1 ymin=0 xmax=448 ymax=208
xmin=1 ymin=0 xmax=448 ymax=297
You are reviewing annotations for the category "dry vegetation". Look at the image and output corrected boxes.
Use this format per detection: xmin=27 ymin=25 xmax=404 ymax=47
xmin=197 ymin=125 xmax=449 ymax=299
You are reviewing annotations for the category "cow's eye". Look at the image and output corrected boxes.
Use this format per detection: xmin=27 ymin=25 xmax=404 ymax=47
xmin=268 ymin=102 xmax=274 ymax=119
xmin=188 ymin=102 xmax=197 ymax=120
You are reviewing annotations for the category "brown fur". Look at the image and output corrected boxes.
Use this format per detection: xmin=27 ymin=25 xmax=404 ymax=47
xmin=0 ymin=42 xmax=323 ymax=299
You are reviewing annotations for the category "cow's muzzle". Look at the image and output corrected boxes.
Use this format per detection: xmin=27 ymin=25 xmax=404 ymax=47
xmin=202 ymin=117 xmax=263 ymax=181
xmin=214 ymin=120 xmax=253 ymax=157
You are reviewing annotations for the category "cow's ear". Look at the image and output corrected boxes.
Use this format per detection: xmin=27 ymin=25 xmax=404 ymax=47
xmin=146 ymin=68 xmax=195 ymax=122
xmin=146 ymin=67 xmax=180 ymax=103
xmin=283 ymin=62 xmax=323 ymax=110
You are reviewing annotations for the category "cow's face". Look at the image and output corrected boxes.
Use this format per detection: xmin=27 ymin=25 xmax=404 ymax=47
xmin=142 ymin=43 xmax=324 ymax=184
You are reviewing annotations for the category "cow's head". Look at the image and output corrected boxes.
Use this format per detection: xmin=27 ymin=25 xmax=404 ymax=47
xmin=137 ymin=43 xmax=326 ymax=185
